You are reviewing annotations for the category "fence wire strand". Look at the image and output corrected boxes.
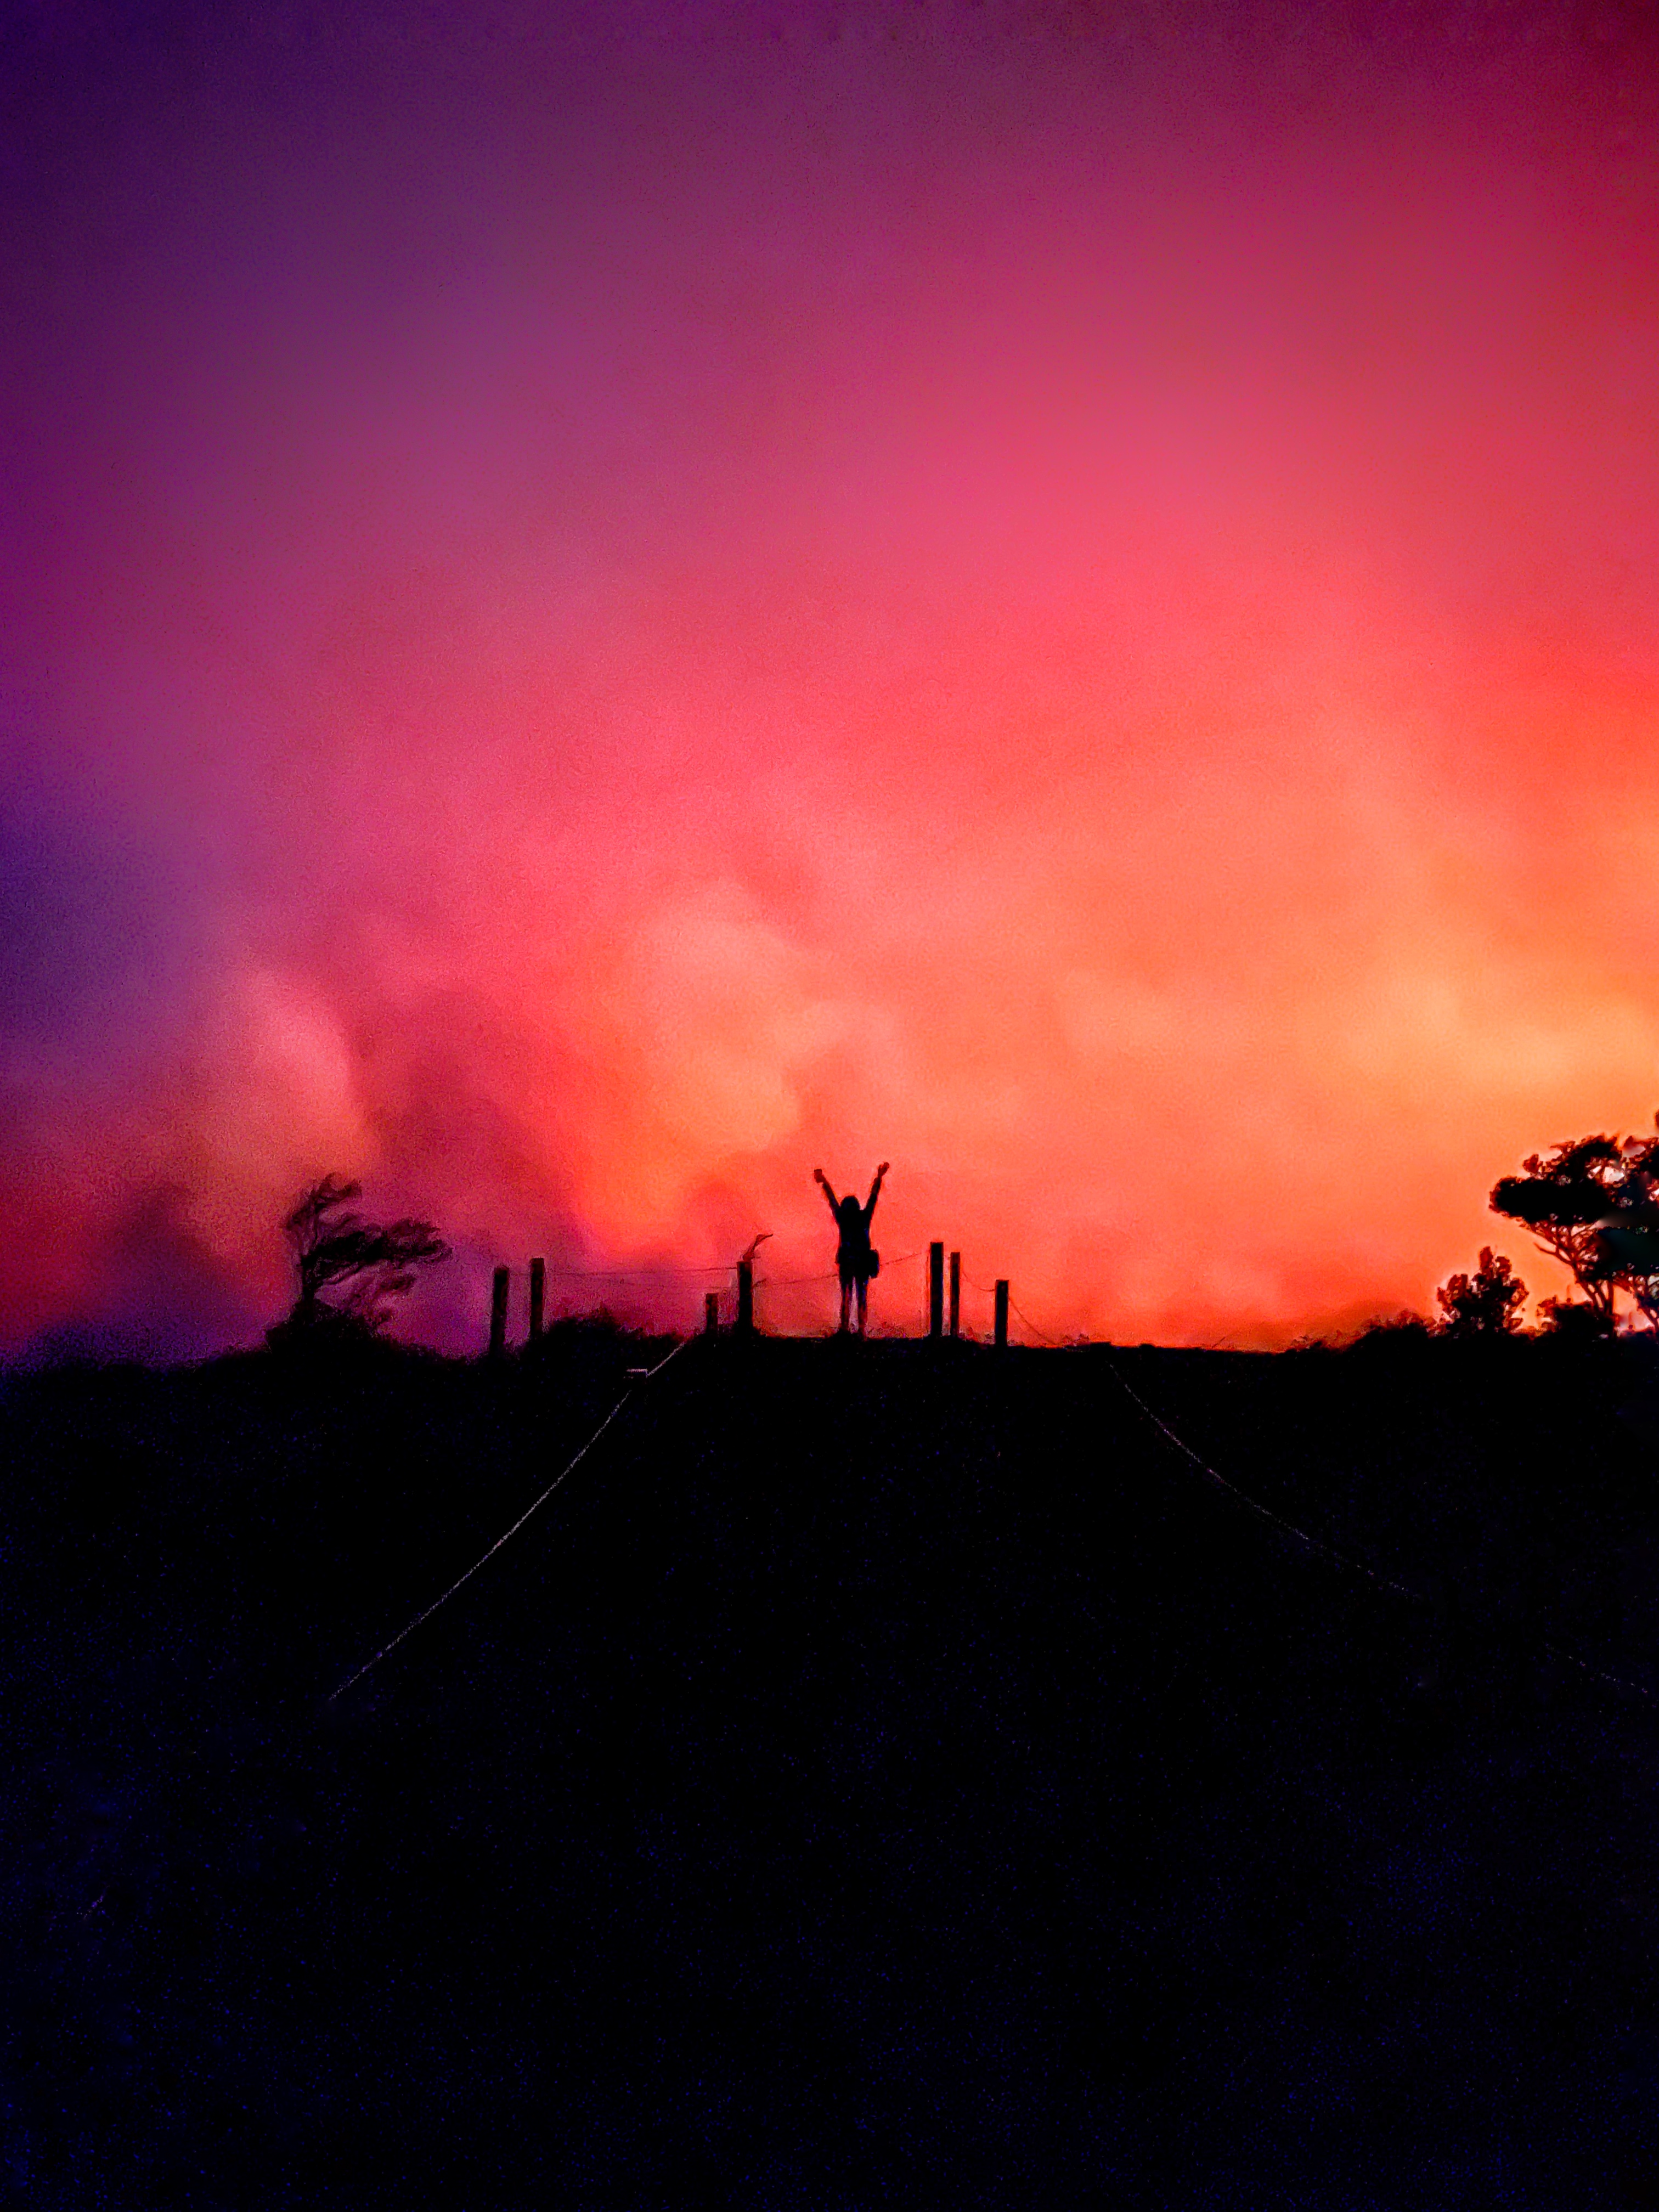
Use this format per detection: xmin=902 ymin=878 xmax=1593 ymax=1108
xmin=1101 ymin=1353 xmax=1655 ymax=1703
xmin=757 ymin=1249 xmax=925 ymax=1289
xmin=326 ymin=1336 xmax=693 ymax=1702
xmin=539 ymin=1262 xmax=732 ymax=1280
xmin=1102 ymin=1355 xmax=1431 ymax=1607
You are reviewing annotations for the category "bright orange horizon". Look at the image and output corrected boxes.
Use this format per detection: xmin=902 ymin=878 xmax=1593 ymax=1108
xmin=7 ymin=5 xmax=1659 ymax=1356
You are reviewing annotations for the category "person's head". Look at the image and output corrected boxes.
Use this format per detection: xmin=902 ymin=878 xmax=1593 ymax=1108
xmin=837 ymin=1194 xmax=862 ymax=1227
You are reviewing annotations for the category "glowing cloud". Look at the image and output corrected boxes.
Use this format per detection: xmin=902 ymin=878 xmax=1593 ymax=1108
xmin=5 ymin=4 xmax=1659 ymax=1352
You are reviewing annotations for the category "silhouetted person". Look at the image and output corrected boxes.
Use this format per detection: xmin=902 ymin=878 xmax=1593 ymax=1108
xmin=815 ymin=1163 xmax=888 ymax=1336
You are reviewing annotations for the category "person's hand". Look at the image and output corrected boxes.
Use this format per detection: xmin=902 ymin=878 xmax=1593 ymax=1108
xmin=814 ymin=1167 xmax=827 ymax=1184
xmin=877 ymin=1161 xmax=890 ymax=1177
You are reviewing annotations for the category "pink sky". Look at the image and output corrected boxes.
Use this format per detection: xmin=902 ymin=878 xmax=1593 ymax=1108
xmin=5 ymin=3 xmax=1659 ymax=1353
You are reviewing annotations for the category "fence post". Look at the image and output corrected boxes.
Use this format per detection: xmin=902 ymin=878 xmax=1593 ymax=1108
xmin=736 ymin=1259 xmax=754 ymax=1335
xmin=949 ymin=1251 xmax=961 ymax=1340
xmin=704 ymin=1290 xmax=720 ymax=1337
xmin=528 ymin=1257 xmax=545 ymax=1342
xmin=929 ymin=1244 xmax=944 ymax=1339
xmin=994 ymin=1280 xmax=1009 ymax=1349
xmin=489 ymin=1265 xmax=511 ymax=1359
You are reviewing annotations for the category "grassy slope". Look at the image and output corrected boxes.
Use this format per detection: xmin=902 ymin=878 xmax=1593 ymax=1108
xmin=5 ymin=1330 xmax=1659 ymax=2209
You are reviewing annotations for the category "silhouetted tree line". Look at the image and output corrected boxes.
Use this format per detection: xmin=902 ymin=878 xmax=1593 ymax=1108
xmin=1411 ymin=1113 xmax=1659 ymax=1340
xmin=271 ymin=1115 xmax=1659 ymax=1355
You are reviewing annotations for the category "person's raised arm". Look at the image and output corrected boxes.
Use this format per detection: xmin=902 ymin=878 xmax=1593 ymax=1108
xmin=814 ymin=1167 xmax=842 ymax=1220
xmin=865 ymin=1161 xmax=890 ymax=1220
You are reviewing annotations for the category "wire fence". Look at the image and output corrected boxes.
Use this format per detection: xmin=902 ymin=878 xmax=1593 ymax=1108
xmin=477 ymin=1239 xmax=1659 ymax=1707
xmin=755 ymin=1249 xmax=926 ymax=1290
xmin=538 ymin=1262 xmax=733 ymax=1280
xmin=328 ymin=1295 xmax=1656 ymax=1718
xmin=523 ymin=1234 xmax=1054 ymax=1341
xmin=958 ymin=1267 xmax=1066 ymax=1347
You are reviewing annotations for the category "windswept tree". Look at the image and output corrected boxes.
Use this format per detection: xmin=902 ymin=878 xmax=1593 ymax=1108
xmin=1434 ymin=1248 xmax=1527 ymax=1337
xmin=278 ymin=1175 xmax=449 ymax=1338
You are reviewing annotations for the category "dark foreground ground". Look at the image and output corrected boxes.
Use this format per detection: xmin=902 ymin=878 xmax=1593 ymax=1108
xmin=8 ymin=1327 xmax=1659 ymax=2209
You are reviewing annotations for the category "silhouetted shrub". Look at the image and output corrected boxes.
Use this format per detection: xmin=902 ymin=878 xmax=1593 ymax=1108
xmin=1350 ymin=1311 xmax=1433 ymax=1352
xmin=1536 ymin=1296 xmax=1617 ymax=1340
xmin=1435 ymin=1249 xmax=1527 ymax=1338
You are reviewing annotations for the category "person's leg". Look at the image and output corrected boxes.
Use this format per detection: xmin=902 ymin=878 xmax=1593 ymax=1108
xmin=856 ymin=1277 xmax=868 ymax=1335
xmin=839 ymin=1273 xmax=851 ymax=1333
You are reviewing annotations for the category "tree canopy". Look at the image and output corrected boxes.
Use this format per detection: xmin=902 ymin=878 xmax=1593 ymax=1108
xmin=1489 ymin=1119 xmax=1659 ymax=1331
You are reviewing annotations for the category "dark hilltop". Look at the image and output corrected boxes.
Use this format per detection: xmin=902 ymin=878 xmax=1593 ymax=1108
xmin=7 ymin=1321 xmax=1659 ymax=2207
